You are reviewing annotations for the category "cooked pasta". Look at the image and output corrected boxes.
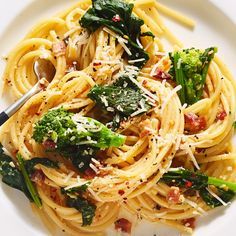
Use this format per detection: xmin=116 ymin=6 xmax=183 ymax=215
xmin=0 ymin=0 xmax=236 ymax=235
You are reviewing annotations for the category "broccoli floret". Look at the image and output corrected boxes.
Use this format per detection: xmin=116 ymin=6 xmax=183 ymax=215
xmin=169 ymin=47 xmax=217 ymax=105
xmin=33 ymin=108 xmax=125 ymax=151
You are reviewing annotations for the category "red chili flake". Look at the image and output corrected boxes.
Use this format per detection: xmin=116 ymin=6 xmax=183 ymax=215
xmin=153 ymin=68 xmax=171 ymax=80
xmin=166 ymin=187 xmax=181 ymax=204
xmin=216 ymin=110 xmax=227 ymax=121
xmin=43 ymin=140 xmax=57 ymax=149
xmin=142 ymin=80 xmax=148 ymax=86
xmin=185 ymin=113 xmax=207 ymax=134
xmin=182 ymin=218 xmax=196 ymax=229
xmin=185 ymin=180 xmax=193 ymax=188
xmin=93 ymin=62 xmax=102 ymax=67
xmin=112 ymin=14 xmax=121 ymax=22
xmin=84 ymin=168 xmax=97 ymax=179
xmin=118 ymin=190 xmax=125 ymax=196
xmin=31 ymin=170 xmax=45 ymax=186
xmin=115 ymin=218 xmax=132 ymax=234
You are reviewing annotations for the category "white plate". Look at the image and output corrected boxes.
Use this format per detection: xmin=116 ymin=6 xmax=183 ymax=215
xmin=0 ymin=0 xmax=236 ymax=235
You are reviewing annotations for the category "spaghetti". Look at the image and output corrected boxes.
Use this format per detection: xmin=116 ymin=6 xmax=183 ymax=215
xmin=0 ymin=0 xmax=236 ymax=235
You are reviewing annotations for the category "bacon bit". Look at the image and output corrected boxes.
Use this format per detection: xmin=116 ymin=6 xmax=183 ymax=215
xmin=52 ymin=41 xmax=66 ymax=57
xmin=93 ymin=62 xmax=102 ymax=67
xmin=43 ymin=140 xmax=57 ymax=150
xmin=50 ymin=187 xmax=64 ymax=205
xmin=182 ymin=218 xmax=196 ymax=229
xmin=167 ymin=186 xmax=181 ymax=204
xmin=185 ymin=180 xmax=193 ymax=188
xmin=112 ymin=14 xmax=121 ymax=22
xmin=216 ymin=110 xmax=227 ymax=121
xmin=115 ymin=218 xmax=132 ymax=234
xmin=118 ymin=190 xmax=125 ymax=196
xmin=153 ymin=68 xmax=171 ymax=80
xmin=84 ymin=168 xmax=97 ymax=180
xmin=31 ymin=170 xmax=45 ymax=186
xmin=185 ymin=113 xmax=207 ymax=134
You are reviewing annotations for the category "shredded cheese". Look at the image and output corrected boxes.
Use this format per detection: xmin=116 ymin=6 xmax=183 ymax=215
xmin=89 ymin=163 xmax=99 ymax=174
xmin=63 ymin=171 xmax=75 ymax=183
xmin=206 ymin=187 xmax=229 ymax=206
xmin=161 ymin=85 xmax=182 ymax=114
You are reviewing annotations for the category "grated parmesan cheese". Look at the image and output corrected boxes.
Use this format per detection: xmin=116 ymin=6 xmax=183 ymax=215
xmin=183 ymin=144 xmax=200 ymax=170
xmin=206 ymin=187 xmax=229 ymax=206
xmin=128 ymin=58 xmax=146 ymax=64
xmin=129 ymin=76 xmax=158 ymax=101
xmin=161 ymin=85 xmax=182 ymax=114
xmin=118 ymin=37 xmax=132 ymax=55
xmin=89 ymin=163 xmax=99 ymax=174
xmin=130 ymin=108 xmax=148 ymax=117
xmin=63 ymin=171 xmax=75 ymax=183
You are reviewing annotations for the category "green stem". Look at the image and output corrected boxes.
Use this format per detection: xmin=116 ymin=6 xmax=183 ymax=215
xmin=208 ymin=177 xmax=236 ymax=192
xmin=174 ymin=52 xmax=186 ymax=104
xmin=17 ymin=154 xmax=42 ymax=208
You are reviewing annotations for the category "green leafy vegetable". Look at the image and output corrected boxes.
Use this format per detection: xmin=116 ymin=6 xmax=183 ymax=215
xmin=25 ymin=158 xmax=58 ymax=175
xmin=88 ymin=75 xmax=152 ymax=129
xmin=67 ymin=196 xmax=96 ymax=226
xmin=80 ymin=0 xmax=153 ymax=68
xmin=169 ymin=47 xmax=217 ymax=105
xmin=61 ymin=181 xmax=95 ymax=226
xmin=62 ymin=183 xmax=90 ymax=195
xmin=17 ymin=154 xmax=42 ymax=208
xmin=161 ymin=168 xmax=236 ymax=208
xmin=199 ymin=188 xmax=235 ymax=208
xmin=0 ymin=145 xmax=32 ymax=201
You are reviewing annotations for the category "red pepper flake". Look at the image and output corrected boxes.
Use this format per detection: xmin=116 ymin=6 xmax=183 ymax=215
xmin=43 ymin=140 xmax=57 ymax=150
xmin=185 ymin=113 xmax=207 ymax=134
xmin=93 ymin=62 xmax=102 ymax=67
xmin=115 ymin=218 xmax=132 ymax=234
xmin=167 ymin=186 xmax=181 ymax=204
xmin=142 ymin=80 xmax=148 ymax=86
xmin=112 ymin=14 xmax=121 ymax=22
xmin=153 ymin=68 xmax=171 ymax=80
xmin=216 ymin=110 xmax=227 ymax=121
xmin=185 ymin=180 xmax=193 ymax=188
xmin=118 ymin=190 xmax=125 ymax=196
xmin=182 ymin=218 xmax=196 ymax=229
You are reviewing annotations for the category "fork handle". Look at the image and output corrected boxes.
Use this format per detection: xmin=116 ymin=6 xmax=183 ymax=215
xmin=0 ymin=82 xmax=42 ymax=126
xmin=0 ymin=112 xmax=9 ymax=126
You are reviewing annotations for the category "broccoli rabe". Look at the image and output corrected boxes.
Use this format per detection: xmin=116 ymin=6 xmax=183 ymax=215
xmin=33 ymin=108 xmax=125 ymax=172
xmin=169 ymin=47 xmax=217 ymax=105
xmin=161 ymin=168 xmax=236 ymax=208
xmin=33 ymin=108 xmax=125 ymax=150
